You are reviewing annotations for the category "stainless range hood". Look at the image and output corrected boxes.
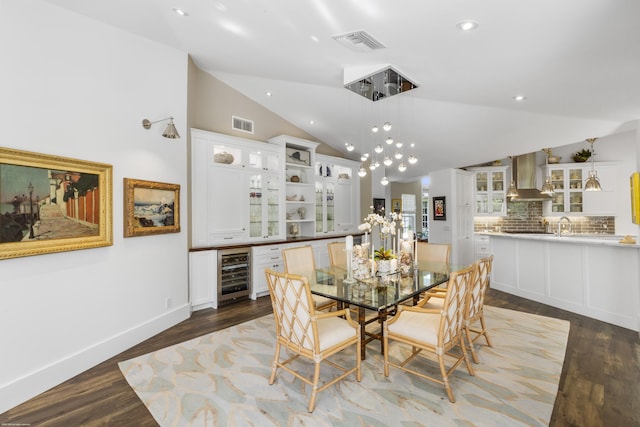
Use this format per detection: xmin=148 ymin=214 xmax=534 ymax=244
xmin=509 ymin=152 xmax=552 ymax=201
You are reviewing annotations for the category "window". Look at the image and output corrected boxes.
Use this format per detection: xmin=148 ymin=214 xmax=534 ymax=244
xmin=400 ymin=193 xmax=416 ymax=238
xmin=421 ymin=190 xmax=429 ymax=240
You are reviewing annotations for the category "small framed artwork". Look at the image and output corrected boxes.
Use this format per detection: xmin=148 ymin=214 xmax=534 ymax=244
xmin=391 ymin=198 xmax=402 ymax=213
xmin=124 ymin=178 xmax=180 ymax=237
xmin=285 ymin=147 xmax=310 ymax=166
xmin=433 ymin=196 xmax=446 ymax=221
xmin=0 ymin=147 xmax=113 ymax=259
xmin=373 ymin=198 xmax=385 ymax=215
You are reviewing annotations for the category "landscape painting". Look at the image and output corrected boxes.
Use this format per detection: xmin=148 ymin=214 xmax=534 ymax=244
xmin=123 ymin=178 xmax=180 ymax=237
xmin=0 ymin=147 xmax=113 ymax=259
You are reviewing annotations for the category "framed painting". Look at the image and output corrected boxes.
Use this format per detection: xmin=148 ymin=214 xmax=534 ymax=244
xmin=0 ymin=147 xmax=113 ymax=259
xmin=124 ymin=178 xmax=180 ymax=237
xmin=373 ymin=198 xmax=385 ymax=215
xmin=391 ymin=198 xmax=402 ymax=213
xmin=433 ymin=196 xmax=446 ymax=221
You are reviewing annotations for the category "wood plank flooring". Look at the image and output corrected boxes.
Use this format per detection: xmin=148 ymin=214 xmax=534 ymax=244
xmin=1 ymin=289 xmax=639 ymax=427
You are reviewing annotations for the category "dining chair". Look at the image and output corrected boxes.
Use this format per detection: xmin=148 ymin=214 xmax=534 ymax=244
xmin=416 ymin=242 xmax=451 ymax=265
xmin=264 ymin=269 xmax=361 ymax=412
xmin=327 ymin=241 xmax=347 ymax=269
xmin=383 ymin=264 xmax=476 ymax=403
xmin=420 ymin=256 xmax=494 ymax=363
xmin=282 ymin=245 xmax=336 ymax=311
xmin=464 ymin=255 xmax=494 ymax=363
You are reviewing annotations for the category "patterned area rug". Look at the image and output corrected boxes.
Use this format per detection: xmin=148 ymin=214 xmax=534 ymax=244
xmin=119 ymin=306 xmax=569 ymax=426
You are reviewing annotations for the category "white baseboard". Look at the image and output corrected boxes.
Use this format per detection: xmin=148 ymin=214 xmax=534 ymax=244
xmin=0 ymin=303 xmax=190 ymax=414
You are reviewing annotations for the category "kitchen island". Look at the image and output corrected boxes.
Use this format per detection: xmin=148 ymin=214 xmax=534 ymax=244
xmin=484 ymin=232 xmax=640 ymax=332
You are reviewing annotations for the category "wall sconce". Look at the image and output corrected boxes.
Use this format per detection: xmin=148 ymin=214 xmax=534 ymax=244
xmin=141 ymin=117 xmax=180 ymax=139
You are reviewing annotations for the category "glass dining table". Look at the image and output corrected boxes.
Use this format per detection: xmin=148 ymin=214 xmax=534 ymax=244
xmin=304 ymin=262 xmax=451 ymax=360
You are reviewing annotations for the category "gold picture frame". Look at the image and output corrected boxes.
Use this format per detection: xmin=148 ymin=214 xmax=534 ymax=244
xmin=391 ymin=198 xmax=402 ymax=213
xmin=0 ymin=147 xmax=113 ymax=259
xmin=123 ymin=178 xmax=180 ymax=237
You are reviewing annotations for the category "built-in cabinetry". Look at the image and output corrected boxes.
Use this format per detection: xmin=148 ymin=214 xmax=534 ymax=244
xmin=251 ymin=242 xmax=292 ymax=299
xmin=315 ymin=155 xmax=361 ymax=235
xmin=491 ymin=234 xmax=639 ymax=331
xmin=189 ymin=250 xmax=218 ymax=310
xmin=191 ymin=129 xmax=283 ymax=247
xmin=269 ymin=135 xmax=319 ymax=238
xmin=474 ymin=234 xmax=491 ymax=260
xmin=468 ymin=166 xmax=508 ymax=216
xmin=543 ymin=162 xmax=618 ymax=216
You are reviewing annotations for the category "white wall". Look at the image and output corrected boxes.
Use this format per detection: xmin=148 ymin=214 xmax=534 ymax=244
xmin=0 ymin=2 xmax=189 ymax=412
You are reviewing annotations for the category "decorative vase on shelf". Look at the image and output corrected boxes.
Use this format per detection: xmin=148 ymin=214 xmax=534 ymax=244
xmin=297 ymin=207 xmax=306 ymax=219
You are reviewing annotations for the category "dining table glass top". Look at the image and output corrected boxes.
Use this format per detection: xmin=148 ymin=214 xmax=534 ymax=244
xmin=306 ymin=262 xmax=452 ymax=312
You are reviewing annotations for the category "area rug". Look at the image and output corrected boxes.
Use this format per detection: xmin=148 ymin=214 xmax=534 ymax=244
xmin=119 ymin=306 xmax=569 ymax=426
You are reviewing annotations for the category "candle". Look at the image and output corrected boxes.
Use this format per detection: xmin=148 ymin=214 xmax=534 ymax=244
xmin=413 ymin=232 xmax=418 ymax=265
xmin=346 ymin=235 xmax=353 ymax=251
xmin=364 ymin=231 xmax=368 ymax=244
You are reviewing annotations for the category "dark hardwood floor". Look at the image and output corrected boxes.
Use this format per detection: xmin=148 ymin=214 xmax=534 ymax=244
xmin=2 ymin=289 xmax=639 ymax=427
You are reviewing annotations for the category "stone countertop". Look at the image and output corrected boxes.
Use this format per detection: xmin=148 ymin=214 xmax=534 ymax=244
xmin=477 ymin=232 xmax=640 ymax=248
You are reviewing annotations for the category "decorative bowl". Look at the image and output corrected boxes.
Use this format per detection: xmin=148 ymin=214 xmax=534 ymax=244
xmin=548 ymin=156 xmax=561 ymax=164
xmin=214 ymin=152 xmax=234 ymax=164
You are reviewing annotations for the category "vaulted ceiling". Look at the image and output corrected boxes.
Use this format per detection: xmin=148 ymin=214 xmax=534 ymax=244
xmin=45 ymin=0 xmax=640 ymax=181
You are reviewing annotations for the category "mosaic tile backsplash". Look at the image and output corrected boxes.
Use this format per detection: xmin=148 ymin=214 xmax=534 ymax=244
xmin=473 ymin=201 xmax=615 ymax=234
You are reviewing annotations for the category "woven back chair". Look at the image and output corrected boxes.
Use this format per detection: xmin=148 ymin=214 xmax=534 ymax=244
xmin=264 ymin=269 xmax=361 ymax=412
xmin=282 ymin=245 xmax=336 ymax=311
xmin=383 ymin=264 xmax=476 ymax=403
xmin=327 ymin=241 xmax=347 ymax=269
xmin=416 ymin=242 xmax=451 ymax=265
xmin=464 ymin=255 xmax=494 ymax=363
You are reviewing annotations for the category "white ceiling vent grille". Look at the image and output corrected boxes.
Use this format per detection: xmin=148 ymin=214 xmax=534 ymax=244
xmin=232 ymin=115 xmax=254 ymax=134
xmin=332 ymin=30 xmax=386 ymax=52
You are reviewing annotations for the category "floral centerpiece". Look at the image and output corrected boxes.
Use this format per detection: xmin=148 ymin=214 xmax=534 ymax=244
xmin=358 ymin=207 xmax=401 ymax=274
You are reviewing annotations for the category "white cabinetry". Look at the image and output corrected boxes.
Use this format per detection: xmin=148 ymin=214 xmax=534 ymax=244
xmin=269 ymin=135 xmax=320 ymax=238
xmin=544 ymin=162 xmax=618 ymax=216
xmin=455 ymin=169 xmax=475 ymax=266
xmin=251 ymin=243 xmax=289 ymax=299
xmin=315 ymin=155 xmax=361 ymax=235
xmin=191 ymin=129 xmax=284 ymax=247
xmin=189 ymin=250 xmax=217 ymax=310
xmin=474 ymin=234 xmax=491 ymax=260
xmin=468 ymin=166 xmax=508 ymax=216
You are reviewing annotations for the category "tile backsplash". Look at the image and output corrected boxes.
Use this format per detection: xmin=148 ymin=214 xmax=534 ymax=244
xmin=473 ymin=201 xmax=615 ymax=234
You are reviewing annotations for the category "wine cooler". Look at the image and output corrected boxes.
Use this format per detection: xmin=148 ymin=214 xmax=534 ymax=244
xmin=217 ymin=248 xmax=251 ymax=305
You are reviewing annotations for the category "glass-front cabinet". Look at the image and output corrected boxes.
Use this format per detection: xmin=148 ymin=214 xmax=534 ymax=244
xmin=546 ymin=165 xmax=584 ymax=214
xmin=192 ymin=129 xmax=285 ymax=246
xmin=315 ymin=155 xmax=360 ymax=234
xmin=249 ymin=173 xmax=280 ymax=239
xmin=469 ymin=166 xmax=508 ymax=216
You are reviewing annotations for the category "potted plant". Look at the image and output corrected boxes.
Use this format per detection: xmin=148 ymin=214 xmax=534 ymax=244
xmin=374 ymin=247 xmax=396 ymax=272
xmin=573 ymin=148 xmax=592 ymax=162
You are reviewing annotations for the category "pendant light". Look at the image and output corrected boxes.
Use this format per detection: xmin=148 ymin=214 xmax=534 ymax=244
xmin=506 ymin=156 xmax=519 ymax=198
xmin=540 ymin=149 xmax=555 ymax=195
xmin=583 ymin=138 xmax=602 ymax=191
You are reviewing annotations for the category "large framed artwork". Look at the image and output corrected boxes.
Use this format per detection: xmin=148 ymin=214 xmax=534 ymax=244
xmin=433 ymin=196 xmax=446 ymax=221
xmin=0 ymin=147 xmax=113 ymax=259
xmin=123 ymin=178 xmax=180 ymax=237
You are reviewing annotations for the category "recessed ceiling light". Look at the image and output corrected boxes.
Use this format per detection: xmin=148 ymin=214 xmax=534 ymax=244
xmin=310 ymin=35 xmax=319 ymax=43
xmin=265 ymin=91 xmax=272 ymax=97
xmin=173 ymin=8 xmax=188 ymax=16
xmin=309 ymin=120 xmax=315 ymax=125
xmin=513 ymin=95 xmax=527 ymax=101
xmin=456 ymin=20 xmax=478 ymax=31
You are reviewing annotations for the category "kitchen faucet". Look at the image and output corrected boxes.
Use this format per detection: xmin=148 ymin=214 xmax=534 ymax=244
xmin=557 ymin=216 xmax=572 ymax=236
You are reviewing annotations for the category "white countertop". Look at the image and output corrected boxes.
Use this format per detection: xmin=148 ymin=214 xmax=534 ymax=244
xmin=478 ymin=232 xmax=640 ymax=248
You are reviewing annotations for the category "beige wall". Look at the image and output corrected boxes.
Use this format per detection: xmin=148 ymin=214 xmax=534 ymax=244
xmin=191 ymin=66 xmax=342 ymax=157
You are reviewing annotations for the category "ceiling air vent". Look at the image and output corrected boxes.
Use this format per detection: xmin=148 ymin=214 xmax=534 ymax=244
xmin=332 ymin=30 xmax=386 ymax=52
xmin=232 ymin=115 xmax=254 ymax=134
